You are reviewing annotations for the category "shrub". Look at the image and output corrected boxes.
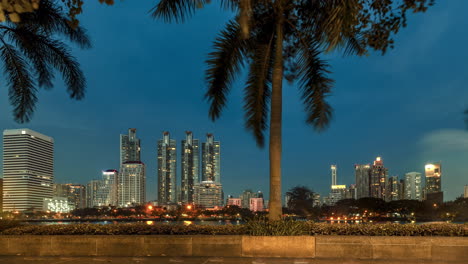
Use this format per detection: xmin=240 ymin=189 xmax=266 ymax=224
xmin=0 ymin=221 xmax=465 ymax=236
xmin=0 ymin=220 xmax=21 ymax=232
xmin=245 ymin=218 xmax=307 ymax=236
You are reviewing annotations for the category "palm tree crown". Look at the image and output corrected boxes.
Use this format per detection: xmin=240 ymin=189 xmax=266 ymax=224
xmin=152 ymin=0 xmax=434 ymax=220
xmin=0 ymin=0 xmax=90 ymax=123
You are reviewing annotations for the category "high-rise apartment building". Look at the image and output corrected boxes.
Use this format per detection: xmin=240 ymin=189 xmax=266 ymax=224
xmin=464 ymin=185 xmax=468 ymax=198
xmin=355 ymin=164 xmax=371 ymax=199
xmin=202 ymin=134 xmax=221 ymax=183
xmin=102 ymin=169 xmax=118 ymax=206
xmin=370 ymin=157 xmax=388 ymax=199
xmin=118 ymin=161 xmax=146 ymax=207
xmin=157 ymin=132 xmax=177 ymax=205
xmin=181 ymin=131 xmax=199 ymax=204
xmin=425 ymin=163 xmax=443 ymax=205
xmin=3 ymin=129 xmax=54 ymax=212
xmin=193 ymin=181 xmax=223 ymax=208
xmin=405 ymin=172 xmax=422 ymax=200
xmin=86 ymin=180 xmax=102 ymax=207
xmin=120 ymin=128 xmax=141 ymax=164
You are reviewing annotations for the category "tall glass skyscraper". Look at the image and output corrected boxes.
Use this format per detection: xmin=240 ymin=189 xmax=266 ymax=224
xmin=120 ymin=128 xmax=141 ymax=164
xmin=118 ymin=161 xmax=146 ymax=207
xmin=181 ymin=131 xmax=199 ymax=204
xmin=157 ymin=132 xmax=177 ymax=205
xmin=355 ymin=164 xmax=371 ymax=199
xmin=202 ymin=134 xmax=221 ymax=183
xmin=3 ymin=129 xmax=54 ymax=212
xmin=370 ymin=157 xmax=388 ymax=199
xmin=119 ymin=129 xmax=144 ymax=206
xmin=405 ymin=172 xmax=422 ymax=200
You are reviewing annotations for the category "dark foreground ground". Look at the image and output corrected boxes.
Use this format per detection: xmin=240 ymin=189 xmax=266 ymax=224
xmin=0 ymin=257 xmax=465 ymax=264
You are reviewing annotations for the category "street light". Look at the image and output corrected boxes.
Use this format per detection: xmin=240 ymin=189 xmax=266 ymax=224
xmin=186 ymin=205 xmax=192 ymax=210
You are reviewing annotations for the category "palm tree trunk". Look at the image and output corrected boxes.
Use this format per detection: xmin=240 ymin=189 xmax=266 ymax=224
xmin=268 ymin=1 xmax=284 ymax=221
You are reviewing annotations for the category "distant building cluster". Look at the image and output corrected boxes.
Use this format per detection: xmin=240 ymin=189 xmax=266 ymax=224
xmin=227 ymin=190 xmax=266 ymax=212
xmin=0 ymin=128 xmax=226 ymax=213
xmin=321 ymin=157 xmax=446 ymax=206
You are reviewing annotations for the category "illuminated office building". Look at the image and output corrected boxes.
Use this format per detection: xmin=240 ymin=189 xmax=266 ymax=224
xmin=3 ymin=129 xmax=54 ymax=212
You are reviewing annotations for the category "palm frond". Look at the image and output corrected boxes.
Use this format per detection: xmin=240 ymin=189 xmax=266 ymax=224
xmin=18 ymin=0 xmax=91 ymax=49
xmin=151 ymin=0 xmax=210 ymax=23
xmin=343 ymin=33 xmax=367 ymax=56
xmin=0 ymin=44 xmax=37 ymax=123
xmin=205 ymin=20 xmax=248 ymax=121
xmin=296 ymin=36 xmax=334 ymax=131
xmin=6 ymin=26 xmax=55 ymax=89
xmin=5 ymin=26 xmax=86 ymax=99
xmin=244 ymin=40 xmax=274 ymax=147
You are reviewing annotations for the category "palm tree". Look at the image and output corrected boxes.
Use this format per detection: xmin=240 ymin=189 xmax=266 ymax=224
xmin=0 ymin=0 xmax=90 ymax=123
xmin=152 ymin=0 xmax=433 ymax=221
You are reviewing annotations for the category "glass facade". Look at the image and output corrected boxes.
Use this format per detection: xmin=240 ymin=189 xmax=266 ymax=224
xmin=120 ymin=128 xmax=141 ymax=164
xmin=157 ymin=132 xmax=177 ymax=205
xmin=181 ymin=131 xmax=199 ymax=204
xmin=202 ymin=134 xmax=221 ymax=183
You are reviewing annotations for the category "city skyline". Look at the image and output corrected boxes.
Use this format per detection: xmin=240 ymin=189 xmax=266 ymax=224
xmin=0 ymin=1 xmax=467 ymax=203
xmin=2 ymin=127 xmax=465 ymax=206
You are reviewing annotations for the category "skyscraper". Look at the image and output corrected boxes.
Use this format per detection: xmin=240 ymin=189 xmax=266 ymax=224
xmin=355 ymin=164 xmax=371 ymax=199
xmin=102 ymin=169 xmax=119 ymax=206
xmin=3 ymin=129 xmax=54 ymax=212
xmin=405 ymin=172 xmax=422 ymax=200
xmin=425 ymin=162 xmax=443 ymax=204
xmin=370 ymin=157 xmax=388 ymax=199
xmin=202 ymin=134 xmax=221 ymax=183
xmin=464 ymin=185 xmax=468 ymax=198
xmin=120 ymin=128 xmax=141 ymax=164
xmin=157 ymin=132 xmax=177 ymax=205
xmin=118 ymin=161 xmax=146 ymax=207
xmin=331 ymin=165 xmax=337 ymax=186
xmin=386 ymin=176 xmax=399 ymax=201
xmin=181 ymin=131 xmax=199 ymax=204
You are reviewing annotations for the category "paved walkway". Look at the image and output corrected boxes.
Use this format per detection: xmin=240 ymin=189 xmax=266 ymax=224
xmin=0 ymin=257 xmax=463 ymax=264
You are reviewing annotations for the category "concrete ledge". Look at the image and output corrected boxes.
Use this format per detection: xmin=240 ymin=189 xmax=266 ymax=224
xmin=0 ymin=235 xmax=466 ymax=262
xmin=242 ymin=236 xmax=315 ymax=258
xmin=315 ymin=236 xmax=372 ymax=259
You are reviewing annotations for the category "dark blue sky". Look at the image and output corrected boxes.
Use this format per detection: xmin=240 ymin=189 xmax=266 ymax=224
xmin=1 ymin=1 xmax=467 ymax=201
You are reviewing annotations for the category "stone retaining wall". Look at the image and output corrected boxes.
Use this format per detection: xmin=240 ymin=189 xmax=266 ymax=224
xmin=0 ymin=235 xmax=466 ymax=262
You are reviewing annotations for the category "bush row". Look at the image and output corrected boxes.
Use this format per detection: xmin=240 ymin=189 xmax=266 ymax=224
xmin=0 ymin=221 xmax=466 ymax=236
